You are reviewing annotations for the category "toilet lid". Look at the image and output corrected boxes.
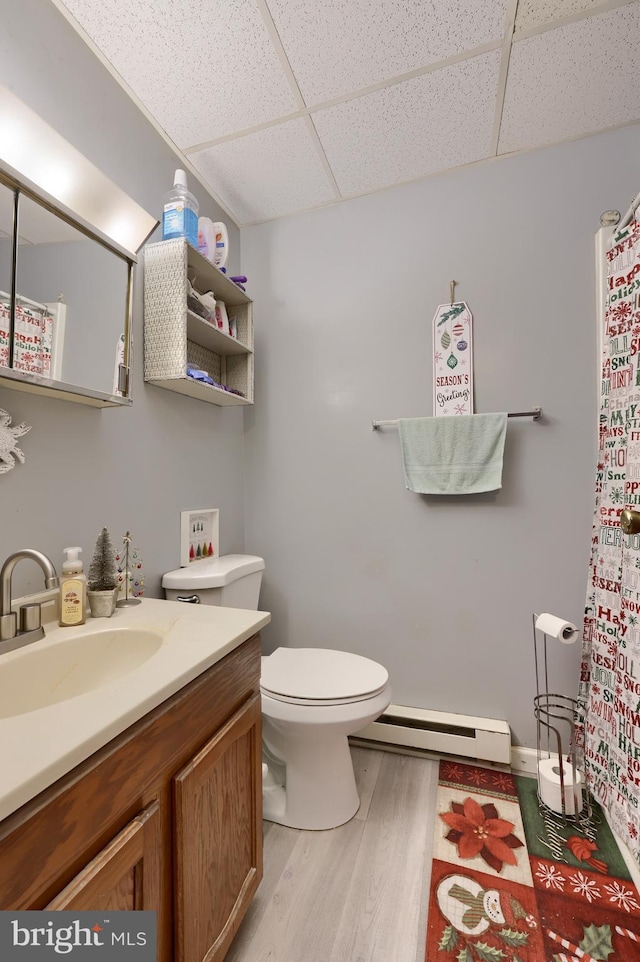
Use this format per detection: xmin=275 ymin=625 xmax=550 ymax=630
xmin=260 ymin=648 xmax=388 ymax=704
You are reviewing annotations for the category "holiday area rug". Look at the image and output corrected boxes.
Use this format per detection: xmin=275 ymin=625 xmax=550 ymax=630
xmin=425 ymin=760 xmax=640 ymax=962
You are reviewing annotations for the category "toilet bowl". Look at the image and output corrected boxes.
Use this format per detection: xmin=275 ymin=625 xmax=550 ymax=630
xmin=261 ymin=647 xmax=391 ymax=830
xmin=162 ymin=555 xmax=391 ymax=831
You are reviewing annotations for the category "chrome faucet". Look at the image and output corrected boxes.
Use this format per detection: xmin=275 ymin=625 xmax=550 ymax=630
xmin=0 ymin=549 xmax=60 ymax=652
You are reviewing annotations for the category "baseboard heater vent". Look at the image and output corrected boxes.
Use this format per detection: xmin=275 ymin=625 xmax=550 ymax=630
xmin=351 ymin=703 xmax=511 ymax=765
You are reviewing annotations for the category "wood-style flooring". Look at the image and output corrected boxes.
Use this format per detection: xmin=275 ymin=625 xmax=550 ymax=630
xmin=226 ymin=747 xmax=439 ymax=962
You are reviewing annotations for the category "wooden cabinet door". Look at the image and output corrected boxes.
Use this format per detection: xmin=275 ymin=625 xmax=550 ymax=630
xmin=45 ymin=801 xmax=161 ymax=912
xmin=174 ymin=694 xmax=262 ymax=962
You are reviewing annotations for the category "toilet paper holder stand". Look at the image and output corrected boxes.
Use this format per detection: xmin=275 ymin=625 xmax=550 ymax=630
xmin=532 ymin=612 xmax=589 ymax=824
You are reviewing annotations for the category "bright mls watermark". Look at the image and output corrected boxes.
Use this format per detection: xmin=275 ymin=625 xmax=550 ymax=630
xmin=0 ymin=912 xmax=156 ymax=959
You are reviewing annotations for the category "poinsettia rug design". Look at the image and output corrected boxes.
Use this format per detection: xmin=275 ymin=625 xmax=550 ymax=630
xmin=425 ymin=760 xmax=640 ymax=962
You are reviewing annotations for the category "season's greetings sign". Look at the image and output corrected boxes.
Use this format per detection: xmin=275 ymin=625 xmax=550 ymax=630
xmin=432 ymin=301 xmax=473 ymax=416
xmin=580 ymin=216 xmax=640 ymax=866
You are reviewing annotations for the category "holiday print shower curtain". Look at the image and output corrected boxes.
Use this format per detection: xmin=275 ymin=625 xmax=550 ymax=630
xmin=580 ymin=215 xmax=640 ymax=865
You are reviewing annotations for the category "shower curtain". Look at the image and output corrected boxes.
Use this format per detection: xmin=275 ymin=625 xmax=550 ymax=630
xmin=580 ymin=213 xmax=640 ymax=865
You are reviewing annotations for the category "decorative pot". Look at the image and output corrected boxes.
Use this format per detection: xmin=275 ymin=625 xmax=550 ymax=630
xmin=87 ymin=586 xmax=119 ymax=618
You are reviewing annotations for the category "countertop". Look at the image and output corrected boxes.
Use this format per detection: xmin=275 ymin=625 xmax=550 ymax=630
xmin=0 ymin=597 xmax=270 ymax=823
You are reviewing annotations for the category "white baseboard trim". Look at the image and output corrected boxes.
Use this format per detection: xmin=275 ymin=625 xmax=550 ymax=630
xmin=352 ymin=704 xmax=512 ymax=765
xmin=510 ymin=745 xmax=538 ymax=777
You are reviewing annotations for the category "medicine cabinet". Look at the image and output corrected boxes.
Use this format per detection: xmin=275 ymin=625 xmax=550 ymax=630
xmin=0 ymin=85 xmax=157 ymax=407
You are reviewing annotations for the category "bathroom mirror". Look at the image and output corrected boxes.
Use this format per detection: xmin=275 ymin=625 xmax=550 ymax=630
xmin=0 ymin=85 xmax=157 ymax=407
xmin=0 ymin=184 xmax=133 ymax=404
xmin=12 ymin=194 xmax=131 ymax=397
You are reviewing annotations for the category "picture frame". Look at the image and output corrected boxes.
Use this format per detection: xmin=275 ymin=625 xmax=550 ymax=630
xmin=180 ymin=508 xmax=219 ymax=566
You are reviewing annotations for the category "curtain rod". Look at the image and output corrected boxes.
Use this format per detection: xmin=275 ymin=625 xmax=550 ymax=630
xmin=371 ymin=407 xmax=542 ymax=430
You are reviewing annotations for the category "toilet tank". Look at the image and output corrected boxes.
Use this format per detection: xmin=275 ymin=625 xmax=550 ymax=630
xmin=162 ymin=554 xmax=264 ymax=609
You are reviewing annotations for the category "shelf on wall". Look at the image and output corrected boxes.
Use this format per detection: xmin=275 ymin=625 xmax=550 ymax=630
xmin=145 ymin=376 xmax=252 ymax=406
xmin=186 ymin=310 xmax=250 ymax=357
xmin=143 ymin=239 xmax=254 ymax=407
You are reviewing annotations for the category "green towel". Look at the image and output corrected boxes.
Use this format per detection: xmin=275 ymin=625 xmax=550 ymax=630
xmin=398 ymin=413 xmax=508 ymax=495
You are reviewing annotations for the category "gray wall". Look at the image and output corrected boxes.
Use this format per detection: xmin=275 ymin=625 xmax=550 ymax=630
xmin=2 ymin=0 xmax=639 ymax=750
xmin=0 ymin=0 xmax=246 ymax=598
xmin=243 ymin=124 xmax=640 ymax=747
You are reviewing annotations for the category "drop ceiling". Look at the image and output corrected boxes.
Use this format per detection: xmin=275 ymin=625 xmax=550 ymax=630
xmin=55 ymin=0 xmax=640 ymax=227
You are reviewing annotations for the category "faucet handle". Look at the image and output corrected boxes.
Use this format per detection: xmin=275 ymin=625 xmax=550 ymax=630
xmin=20 ymin=603 xmax=41 ymax=633
xmin=0 ymin=611 xmax=17 ymax=641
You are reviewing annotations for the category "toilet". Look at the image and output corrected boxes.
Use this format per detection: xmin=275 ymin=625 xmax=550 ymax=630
xmin=162 ymin=554 xmax=391 ymax=830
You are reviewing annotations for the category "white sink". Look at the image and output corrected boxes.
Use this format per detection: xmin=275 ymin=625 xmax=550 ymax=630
xmin=0 ymin=627 xmax=163 ymax=718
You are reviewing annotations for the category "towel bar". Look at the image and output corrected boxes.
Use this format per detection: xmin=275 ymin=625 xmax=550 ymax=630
xmin=371 ymin=407 xmax=542 ymax=430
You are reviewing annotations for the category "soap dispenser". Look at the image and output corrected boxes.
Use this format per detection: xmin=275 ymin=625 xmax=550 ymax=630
xmin=59 ymin=546 xmax=87 ymax=627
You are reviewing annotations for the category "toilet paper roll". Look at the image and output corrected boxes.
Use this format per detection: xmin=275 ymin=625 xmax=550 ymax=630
xmin=535 ymin=612 xmax=579 ymax=644
xmin=538 ymin=757 xmax=583 ymax=815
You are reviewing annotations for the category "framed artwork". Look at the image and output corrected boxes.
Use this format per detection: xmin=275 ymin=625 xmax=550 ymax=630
xmin=180 ymin=508 xmax=219 ymax=566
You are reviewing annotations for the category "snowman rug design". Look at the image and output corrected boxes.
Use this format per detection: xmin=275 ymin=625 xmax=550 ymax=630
xmin=437 ymin=874 xmax=537 ymax=935
xmin=436 ymin=875 xmax=538 ymax=962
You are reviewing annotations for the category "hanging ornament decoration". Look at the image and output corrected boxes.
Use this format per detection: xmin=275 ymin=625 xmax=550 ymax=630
xmin=0 ymin=408 xmax=31 ymax=474
xmin=432 ymin=282 xmax=474 ymax=417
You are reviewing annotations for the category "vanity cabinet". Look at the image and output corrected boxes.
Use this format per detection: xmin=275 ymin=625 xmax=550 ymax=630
xmin=45 ymin=801 xmax=162 ymax=913
xmin=0 ymin=635 xmax=263 ymax=962
xmin=144 ymin=239 xmax=254 ymax=406
xmin=174 ymin=696 xmax=261 ymax=962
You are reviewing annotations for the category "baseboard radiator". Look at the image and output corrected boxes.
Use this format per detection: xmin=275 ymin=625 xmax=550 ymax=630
xmin=351 ymin=703 xmax=512 ymax=765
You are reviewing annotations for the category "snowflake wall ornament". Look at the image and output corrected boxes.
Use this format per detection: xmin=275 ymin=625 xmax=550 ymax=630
xmin=0 ymin=408 xmax=31 ymax=474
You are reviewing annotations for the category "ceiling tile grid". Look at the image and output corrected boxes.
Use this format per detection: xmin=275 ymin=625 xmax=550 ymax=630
xmin=265 ymin=0 xmax=509 ymax=105
xmin=499 ymin=3 xmax=640 ymax=154
xmin=55 ymin=0 xmax=640 ymax=225
xmin=514 ymin=0 xmax=615 ymax=35
xmin=59 ymin=0 xmax=298 ymax=147
xmin=190 ymin=118 xmax=337 ymax=223
xmin=311 ymin=50 xmax=502 ymax=197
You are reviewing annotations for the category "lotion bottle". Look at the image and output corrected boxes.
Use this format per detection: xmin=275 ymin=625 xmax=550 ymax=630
xmin=198 ymin=217 xmax=216 ymax=264
xmin=197 ymin=217 xmax=229 ymax=269
xmin=59 ymin=546 xmax=87 ymax=627
xmin=211 ymin=221 xmax=229 ymax=269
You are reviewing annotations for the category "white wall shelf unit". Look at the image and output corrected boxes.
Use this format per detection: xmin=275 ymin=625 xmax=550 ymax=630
xmin=143 ymin=239 xmax=253 ymax=406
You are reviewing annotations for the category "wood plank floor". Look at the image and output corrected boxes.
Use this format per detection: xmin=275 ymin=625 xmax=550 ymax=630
xmin=226 ymin=747 xmax=439 ymax=962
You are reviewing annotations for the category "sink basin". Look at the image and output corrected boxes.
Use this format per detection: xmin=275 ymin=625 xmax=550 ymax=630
xmin=0 ymin=627 xmax=163 ymax=718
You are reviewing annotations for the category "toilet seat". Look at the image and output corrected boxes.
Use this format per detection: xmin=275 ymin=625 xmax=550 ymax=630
xmin=260 ymin=647 xmax=389 ymax=707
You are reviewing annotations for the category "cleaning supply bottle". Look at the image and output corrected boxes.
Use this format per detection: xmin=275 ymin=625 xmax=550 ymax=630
xmin=162 ymin=169 xmax=199 ymax=249
xmin=59 ymin=546 xmax=87 ymax=627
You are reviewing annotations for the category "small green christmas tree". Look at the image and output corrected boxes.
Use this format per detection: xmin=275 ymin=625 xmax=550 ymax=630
xmin=88 ymin=526 xmax=118 ymax=591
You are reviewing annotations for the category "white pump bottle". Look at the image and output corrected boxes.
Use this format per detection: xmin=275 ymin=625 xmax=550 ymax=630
xmin=59 ymin=546 xmax=87 ymax=626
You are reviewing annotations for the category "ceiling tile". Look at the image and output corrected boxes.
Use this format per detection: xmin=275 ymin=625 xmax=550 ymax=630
xmin=499 ymin=5 xmax=640 ymax=154
xmin=266 ymin=0 xmax=508 ymax=105
xmin=312 ymin=50 xmax=501 ymax=197
xmin=514 ymin=0 xmax=616 ymax=36
xmin=59 ymin=0 xmax=298 ymax=146
xmin=189 ymin=119 xmax=337 ymax=224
